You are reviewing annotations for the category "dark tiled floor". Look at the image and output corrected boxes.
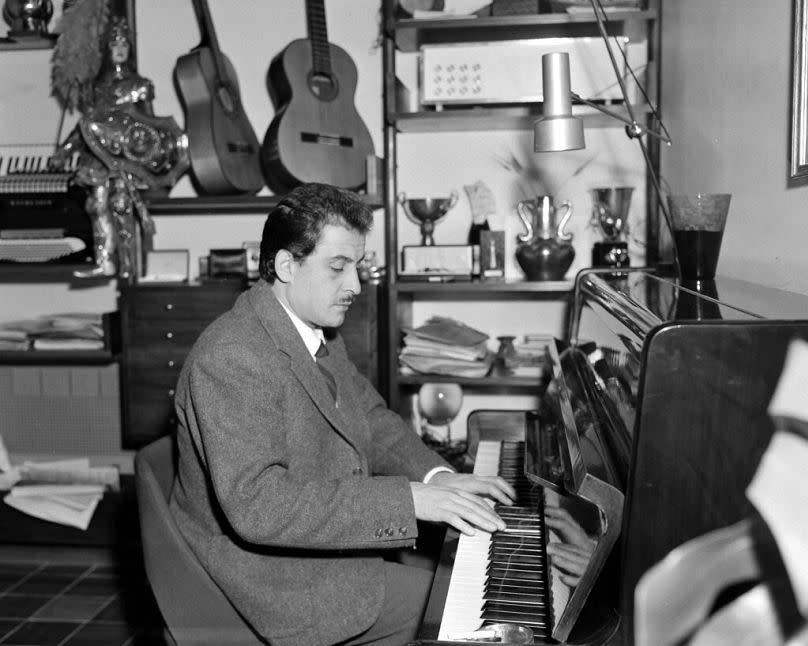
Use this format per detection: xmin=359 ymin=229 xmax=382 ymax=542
xmin=0 ymin=557 xmax=167 ymax=645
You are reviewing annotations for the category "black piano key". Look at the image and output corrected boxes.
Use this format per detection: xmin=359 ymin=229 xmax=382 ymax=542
xmin=484 ymin=590 xmax=546 ymax=605
xmin=488 ymin=562 xmax=544 ymax=575
xmin=491 ymin=538 xmax=543 ymax=549
xmin=488 ymin=569 xmax=543 ymax=583
xmin=489 ymin=553 xmax=544 ymax=566
xmin=485 ymin=600 xmax=546 ymax=614
xmin=481 ymin=609 xmax=547 ymax=628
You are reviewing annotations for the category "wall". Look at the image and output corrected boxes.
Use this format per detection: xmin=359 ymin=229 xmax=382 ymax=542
xmin=660 ymin=1 xmax=808 ymax=294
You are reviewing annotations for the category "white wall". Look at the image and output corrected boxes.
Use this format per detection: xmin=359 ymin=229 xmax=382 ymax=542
xmin=660 ymin=1 xmax=808 ymax=294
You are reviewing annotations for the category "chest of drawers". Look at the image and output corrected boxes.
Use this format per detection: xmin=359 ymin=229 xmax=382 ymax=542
xmin=120 ymin=281 xmax=243 ymax=448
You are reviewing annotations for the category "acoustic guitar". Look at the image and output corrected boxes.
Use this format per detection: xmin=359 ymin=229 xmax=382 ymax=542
xmin=174 ymin=0 xmax=264 ymax=195
xmin=260 ymin=0 xmax=375 ymax=193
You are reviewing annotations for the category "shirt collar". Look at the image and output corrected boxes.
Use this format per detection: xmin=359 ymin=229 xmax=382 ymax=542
xmin=277 ymin=299 xmax=325 ymax=358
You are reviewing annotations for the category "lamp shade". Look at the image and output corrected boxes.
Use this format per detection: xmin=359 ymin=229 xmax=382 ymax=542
xmin=533 ymin=52 xmax=585 ymax=152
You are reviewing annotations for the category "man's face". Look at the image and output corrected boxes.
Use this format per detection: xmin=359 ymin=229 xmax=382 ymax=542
xmin=285 ymin=224 xmax=365 ymax=329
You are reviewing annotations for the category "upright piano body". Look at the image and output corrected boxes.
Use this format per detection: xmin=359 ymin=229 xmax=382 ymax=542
xmin=414 ymin=268 xmax=808 ymax=645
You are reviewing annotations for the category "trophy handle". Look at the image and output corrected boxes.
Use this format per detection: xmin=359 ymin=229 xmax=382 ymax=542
xmin=441 ymin=189 xmax=459 ymax=213
xmin=556 ymin=200 xmax=573 ymax=242
xmin=516 ymin=200 xmax=536 ymax=243
xmin=397 ymin=191 xmax=418 ymax=225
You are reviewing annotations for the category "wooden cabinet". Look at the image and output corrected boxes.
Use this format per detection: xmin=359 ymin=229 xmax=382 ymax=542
xmin=379 ymin=1 xmax=662 ymax=411
xmin=120 ymin=280 xmax=381 ymax=448
xmin=119 ymin=281 xmax=243 ymax=448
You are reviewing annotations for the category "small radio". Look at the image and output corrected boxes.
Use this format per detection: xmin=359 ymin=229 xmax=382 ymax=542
xmin=419 ymin=37 xmax=645 ymax=106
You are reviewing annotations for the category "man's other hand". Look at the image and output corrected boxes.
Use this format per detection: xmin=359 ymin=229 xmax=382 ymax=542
xmin=409 ymin=473 xmax=515 ymax=536
xmin=428 ymin=471 xmax=516 ymax=506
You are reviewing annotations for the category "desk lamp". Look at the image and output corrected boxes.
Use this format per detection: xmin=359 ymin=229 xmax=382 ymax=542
xmin=532 ymin=0 xmax=677 ymax=273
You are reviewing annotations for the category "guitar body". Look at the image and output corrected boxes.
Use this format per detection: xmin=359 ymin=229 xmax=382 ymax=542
xmin=261 ymin=38 xmax=374 ymax=193
xmin=173 ymin=3 xmax=264 ymax=196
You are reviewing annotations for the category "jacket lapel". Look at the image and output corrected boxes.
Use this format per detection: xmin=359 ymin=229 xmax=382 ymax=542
xmin=246 ymin=281 xmax=361 ymax=451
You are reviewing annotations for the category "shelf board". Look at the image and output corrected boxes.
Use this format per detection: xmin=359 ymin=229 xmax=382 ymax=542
xmin=0 ymin=34 xmax=57 ymax=51
xmin=394 ymin=10 xmax=657 ymax=52
xmin=397 ymin=373 xmax=542 ymax=390
xmin=0 ymin=263 xmax=114 ymax=283
xmin=0 ymin=350 xmax=116 ymax=365
xmin=394 ymin=279 xmax=574 ymax=295
xmin=146 ymin=193 xmax=383 ymax=215
xmin=394 ymin=103 xmax=650 ymax=132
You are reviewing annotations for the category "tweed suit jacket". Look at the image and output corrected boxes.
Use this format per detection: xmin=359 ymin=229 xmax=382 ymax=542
xmin=169 ymin=280 xmax=449 ymax=646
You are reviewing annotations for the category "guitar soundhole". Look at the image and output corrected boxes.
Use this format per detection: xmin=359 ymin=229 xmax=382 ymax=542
xmin=307 ymin=71 xmax=339 ymax=102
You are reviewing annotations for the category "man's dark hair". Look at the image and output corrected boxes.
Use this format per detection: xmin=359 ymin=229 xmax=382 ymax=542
xmin=259 ymin=183 xmax=373 ymax=283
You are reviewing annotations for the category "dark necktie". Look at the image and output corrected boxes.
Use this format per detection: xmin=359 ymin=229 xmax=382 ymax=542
xmin=315 ymin=341 xmax=337 ymax=400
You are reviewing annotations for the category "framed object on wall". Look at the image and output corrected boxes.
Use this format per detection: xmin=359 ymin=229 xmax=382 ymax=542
xmin=792 ymin=0 xmax=808 ymax=180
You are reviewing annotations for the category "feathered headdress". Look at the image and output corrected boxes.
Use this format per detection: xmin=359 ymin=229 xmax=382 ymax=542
xmin=50 ymin=0 xmax=111 ymax=112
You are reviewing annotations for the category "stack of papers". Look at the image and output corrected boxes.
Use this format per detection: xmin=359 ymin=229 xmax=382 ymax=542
xmin=503 ymin=334 xmax=552 ymax=378
xmin=0 ymin=312 xmax=106 ymax=351
xmin=4 ymin=484 xmax=105 ymax=531
xmin=399 ymin=316 xmax=493 ymax=378
xmin=0 ymin=445 xmax=118 ymax=531
xmin=0 ymin=327 xmax=29 ymax=350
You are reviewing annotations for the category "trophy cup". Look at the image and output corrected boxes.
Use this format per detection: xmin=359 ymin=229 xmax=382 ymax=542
xmin=398 ymin=190 xmax=459 ymax=246
xmin=590 ymin=187 xmax=633 ymax=269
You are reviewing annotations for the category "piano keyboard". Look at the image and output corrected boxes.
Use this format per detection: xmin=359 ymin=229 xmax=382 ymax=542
xmin=438 ymin=440 xmax=550 ymax=641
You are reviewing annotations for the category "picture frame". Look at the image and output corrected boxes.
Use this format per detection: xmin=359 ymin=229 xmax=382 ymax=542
xmin=791 ymin=0 xmax=808 ymax=180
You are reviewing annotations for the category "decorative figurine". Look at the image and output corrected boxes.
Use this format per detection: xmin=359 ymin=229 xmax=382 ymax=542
xmin=49 ymin=6 xmax=188 ymax=280
xmin=3 ymin=0 xmax=53 ymax=38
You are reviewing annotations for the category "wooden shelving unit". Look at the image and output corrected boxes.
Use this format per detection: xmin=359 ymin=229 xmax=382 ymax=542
xmin=394 ymin=10 xmax=657 ymax=52
xmin=0 ymin=34 xmax=57 ymax=51
xmin=380 ymin=1 xmax=662 ymax=411
xmin=0 ymin=350 xmax=116 ymax=364
xmin=146 ymin=192 xmax=383 ymax=216
xmin=0 ymin=263 xmax=114 ymax=282
xmin=394 ymin=103 xmax=652 ymax=133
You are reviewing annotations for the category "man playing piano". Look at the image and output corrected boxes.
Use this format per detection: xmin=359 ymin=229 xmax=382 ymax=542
xmin=169 ymin=183 xmax=516 ymax=646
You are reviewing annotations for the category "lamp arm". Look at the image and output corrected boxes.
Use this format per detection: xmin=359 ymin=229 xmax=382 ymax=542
xmin=636 ymin=124 xmax=681 ymax=277
xmin=585 ymin=0 xmax=671 ymax=146
xmin=570 ymin=92 xmax=672 ymax=144
xmin=589 ymin=0 xmax=639 ymax=125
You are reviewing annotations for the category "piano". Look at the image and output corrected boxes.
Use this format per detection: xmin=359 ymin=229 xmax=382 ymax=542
xmin=414 ymin=267 xmax=808 ymax=645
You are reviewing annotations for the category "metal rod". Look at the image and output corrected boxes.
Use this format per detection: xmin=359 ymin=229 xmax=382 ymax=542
xmin=570 ymin=93 xmax=671 ymax=144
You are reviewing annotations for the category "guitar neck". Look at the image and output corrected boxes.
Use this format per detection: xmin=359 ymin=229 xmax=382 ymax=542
xmin=191 ymin=0 xmax=229 ymax=83
xmin=306 ymin=0 xmax=332 ymax=76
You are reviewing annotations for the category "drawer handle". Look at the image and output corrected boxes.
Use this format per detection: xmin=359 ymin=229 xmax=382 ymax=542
xmin=165 ymin=331 xmax=174 ymax=340
xmin=165 ymin=303 xmax=174 ymax=311
xmin=168 ymin=360 xmax=176 ymax=368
